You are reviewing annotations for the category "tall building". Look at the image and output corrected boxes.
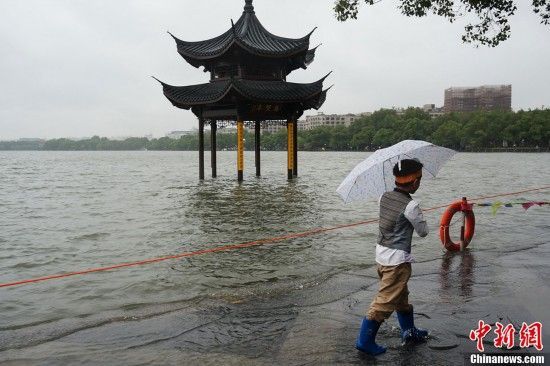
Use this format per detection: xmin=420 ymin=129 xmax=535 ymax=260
xmin=444 ymin=85 xmax=512 ymax=112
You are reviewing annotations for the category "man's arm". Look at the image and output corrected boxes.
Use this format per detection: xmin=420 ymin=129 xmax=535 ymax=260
xmin=404 ymin=200 xmax=429 ymax=237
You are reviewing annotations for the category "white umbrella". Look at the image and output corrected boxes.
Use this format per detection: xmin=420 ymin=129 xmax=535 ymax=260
xmin=336 ymin=140 xmax=456 ymax=203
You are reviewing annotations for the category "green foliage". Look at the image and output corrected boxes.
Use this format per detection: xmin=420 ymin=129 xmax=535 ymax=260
xmin=333 ymin=0 xmax=550 ymax=47
xmin=0 ymin=140 xmax=44 ymax=150
xmin=2 ymin=109 xmax=549 ymax=152
xmin=43 ymin=136 xmax=149 ymax=150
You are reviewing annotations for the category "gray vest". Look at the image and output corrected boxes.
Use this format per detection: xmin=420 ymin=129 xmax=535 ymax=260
xmin=378 ymin=189 xmax=414 ymax=253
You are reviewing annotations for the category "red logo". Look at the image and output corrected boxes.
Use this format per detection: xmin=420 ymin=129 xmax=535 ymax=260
xmin=493 ymin=322 xmax=516 ymax=349
xmin=519 ymin=322 xmax=543 ymax=351
xmin=470 ymin=321 xmax=543 ymax=352
xmin=470 ymin=320 xmax=492 ymax=352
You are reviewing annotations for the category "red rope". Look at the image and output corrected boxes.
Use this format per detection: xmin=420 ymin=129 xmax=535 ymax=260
xmin=1 ymin=185 xmax=549 ymax=289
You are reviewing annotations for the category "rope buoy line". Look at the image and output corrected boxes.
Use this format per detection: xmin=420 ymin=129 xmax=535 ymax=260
xmin=1 ymin=185 xmax=549 ymax=289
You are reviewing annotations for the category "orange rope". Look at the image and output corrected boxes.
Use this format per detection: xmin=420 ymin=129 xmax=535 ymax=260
xmin=467 ymin=186 xmax=550 ymax=202
xmin=1 ymin=185 xmax=549 ymax=289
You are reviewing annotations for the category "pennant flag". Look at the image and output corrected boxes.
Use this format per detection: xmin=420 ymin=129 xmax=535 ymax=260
xmin=491 ymin=201 xmax=503 ymax=216
xmin=472 ymin=201 xmax=549 ymax=215
xmin=521 ymin=202 xmax=547 ymax=210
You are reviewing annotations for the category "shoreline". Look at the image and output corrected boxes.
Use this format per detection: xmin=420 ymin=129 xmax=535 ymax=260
xmin=1 ymin=149 xmax=549 ymax=153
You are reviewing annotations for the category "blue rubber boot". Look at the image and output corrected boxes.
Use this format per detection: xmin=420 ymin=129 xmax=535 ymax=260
xmin=355 ymin=318 xmax=387 ymax=355
xmin=396 ymin=309 xmax=428 ymax=345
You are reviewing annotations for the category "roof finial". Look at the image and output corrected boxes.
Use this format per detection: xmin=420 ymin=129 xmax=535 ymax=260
xmin=244 ymin=0 xmax=254 ymax=13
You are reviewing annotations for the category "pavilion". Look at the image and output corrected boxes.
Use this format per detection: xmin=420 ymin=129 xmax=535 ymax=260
xmin=155 ymin=0 xmax=330 ymax=180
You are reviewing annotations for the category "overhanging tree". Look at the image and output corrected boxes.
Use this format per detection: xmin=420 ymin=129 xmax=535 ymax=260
xmin=334 ymin=0 xmax=550 ymax=47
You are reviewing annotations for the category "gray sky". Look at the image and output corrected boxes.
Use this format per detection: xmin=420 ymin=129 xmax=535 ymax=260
xmin=1 ymin=0 xmax=549 ymax=139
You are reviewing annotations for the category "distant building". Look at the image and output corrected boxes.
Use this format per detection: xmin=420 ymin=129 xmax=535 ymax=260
xmin=218 ymin=126 xmax=239 ymax=134
xmin=110 ymin=136 xmax=133 ymax=141
xmin=165 ymin=130 xmax=195 ymax=139
xmin=301 ymin=112 xmax=358 ymax=130
xmin=262 ymin=124 xmax=287 ymax=134
xmin=422 ymin=104 xmax=445 ymax=118
xmin=391 ymin=107 xmax=406 ymax=116
xmin=17 ymin=138 xmax=45 ymax=142
xmin=387 ymin=105 xmax=444 ymax=118
xmin=444 ymin=85 xmax=512 ymax=112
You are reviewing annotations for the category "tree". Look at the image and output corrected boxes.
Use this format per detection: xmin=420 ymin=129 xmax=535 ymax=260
xmin=432 ymin=120 xmax=462 ymax=149
xmin=334 ymin=0 xmax=550 ymax=47
xmin=372 ymin=128 xmax=395 ymax=148
xmin=350 ymin=127 xmax=375 ymax=150
xmin=329 ymin=126 xmax=352 ymax=150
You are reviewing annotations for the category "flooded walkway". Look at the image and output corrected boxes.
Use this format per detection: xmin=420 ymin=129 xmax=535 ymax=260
xmin=2 ymin=241 xmax=548 ymax=365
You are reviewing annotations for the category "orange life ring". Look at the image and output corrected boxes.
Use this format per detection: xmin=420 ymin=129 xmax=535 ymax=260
xmin=439 ymin=199 xmax=475 ymax=251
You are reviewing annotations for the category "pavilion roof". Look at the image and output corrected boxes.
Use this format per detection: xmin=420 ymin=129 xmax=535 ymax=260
xmin=170 ymin=0 xmax=316 ymax=71
xmin=154 ymin=75 xmax=331 ymax=111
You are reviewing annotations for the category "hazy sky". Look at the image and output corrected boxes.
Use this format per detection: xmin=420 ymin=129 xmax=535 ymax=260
xmin=1 ymin=0 xmax=549 ymax=139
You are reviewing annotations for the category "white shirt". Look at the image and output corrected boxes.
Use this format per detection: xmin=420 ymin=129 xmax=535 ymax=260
xmin=375 ymin=199 xmax=429 ymax=266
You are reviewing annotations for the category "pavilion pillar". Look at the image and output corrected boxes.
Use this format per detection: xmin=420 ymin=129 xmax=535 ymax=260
xmin=199 ymin=118 xmax=205 ymax=180
xmin=211 ymin=120 xmax=217 ymax=178
xmin=255 ymin=121 xmax=261 ymax=177
xmin=237 ymin=119 xmax=244 ymax=181
xmin=293 ymin=119 xmax=298 ymax=177
xmin=287 ymin=120 xmax=295 ymax=180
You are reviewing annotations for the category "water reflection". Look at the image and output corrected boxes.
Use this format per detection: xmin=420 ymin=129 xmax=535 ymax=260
xmin=181 ymin=177 xmax=321 ymax=239
xmin=439 ymin=249 xmax=475 ymax=299
xmin=165 ymin=177 xmax=326 ymax=287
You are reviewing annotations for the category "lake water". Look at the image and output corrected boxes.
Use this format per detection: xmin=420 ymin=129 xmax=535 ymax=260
xmin=0 ymin=151 xmax=549 ymax=365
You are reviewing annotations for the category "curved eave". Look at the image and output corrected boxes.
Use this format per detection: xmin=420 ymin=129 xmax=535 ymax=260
xmin=231 ymin=79 xmax=322 ymax=104
xmin=154 ymin=74 xmax=331 ymax=110
xmin=304 ymin=46 xmax=319 ymax=67
xmin=154 ymin=78 xmax=232 ymax=110
xmin=174 ymin=34 xmax=310 ymax=62
xmin=170 ymin=12 xmax=314 ymax=61
xmin=181 ymin=45 xmax=316 ymax=74
xmin=307 ymin=87 xmax=331 ymax=110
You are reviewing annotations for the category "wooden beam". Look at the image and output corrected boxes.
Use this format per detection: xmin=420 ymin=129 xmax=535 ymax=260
xmin=199 ymin=118 xmax=205 ymax=180
xmin=202 ymin=108 xmax=238 ymax=119
xmin=211 ymin=120 xmax=217 ymax=178
xmin=255 ymin=121 xmax=261 ymax=176
xmin=237 ymin=119 xmax=244 ymax=181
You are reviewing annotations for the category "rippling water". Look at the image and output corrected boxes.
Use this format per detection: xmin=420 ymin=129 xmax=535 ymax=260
xmin=0 ymin=151 xmax=548 ymax=364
